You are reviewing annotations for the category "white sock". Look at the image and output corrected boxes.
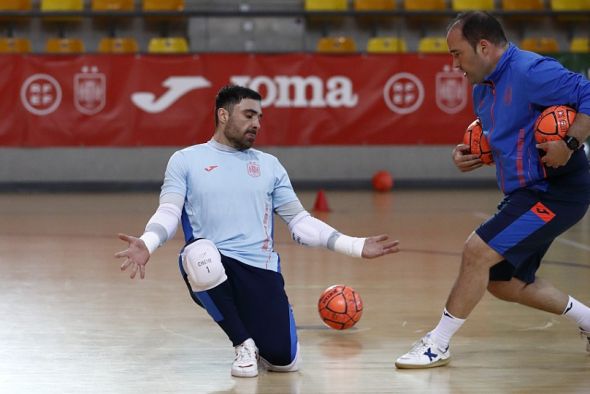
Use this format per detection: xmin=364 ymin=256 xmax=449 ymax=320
xmin=562 ymin=296 xmax=590 ymax=332
xmin=430 ymin=308 xmax=466 ymax=348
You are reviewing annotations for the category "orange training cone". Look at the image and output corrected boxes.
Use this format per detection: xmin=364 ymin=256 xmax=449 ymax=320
xmin=313 ymin=189 xmax=331 ymax=212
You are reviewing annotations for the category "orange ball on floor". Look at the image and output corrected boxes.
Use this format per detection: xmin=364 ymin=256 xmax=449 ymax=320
xmin=372 ymin=170 xmax=393 ymax=192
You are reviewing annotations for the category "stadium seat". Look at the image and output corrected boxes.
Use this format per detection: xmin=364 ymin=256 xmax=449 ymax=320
xmin=366 ymin=37 xmax=407 ymax=53
xmin=353 ymin=0 xmax=396 ymax=10
xmin=0 ymin=37 xmax=32 ymax=53
xmin=520 ymin=37 xmax=559 ymax=53
xmin=98 ymin=37 xmax=138 ymax=53
xmin=501 ymin=0 xmax=544 ymax=10
xmin=452 ymin=0 xmax=495 ymax=11
xmin=91 ymin=0 xmax=134 ymax=11
xmin=418 ymin=36 xmax=448 ymax=53
xmin=41 ymin=0 xmax=84 ymax=11
xmin=550 ymin=0 xmax=590 ymax=10
xmin=0 ymin=0 xmax=31 ymax=11
xmin=316 ymin=36 xmax=357 ymax=53
xmin=46 ymin=37 xmax=85 ymax=53
xmin=0 ymin=0 xmax=32 ymax=24
xmin=305 ymin=0 xmax=348 ymax=11
xmin=403 ymin=0 xmax=446 ymax=10
xmin=570 ymin=37 xmax=589 ymax=52
xmin=41 ymin=0 xmax=84 ymax=23
xmin=142 ymin=0 xmax=184 ymax=11
xmin=148 ymin=37 xmax=189 ymax=53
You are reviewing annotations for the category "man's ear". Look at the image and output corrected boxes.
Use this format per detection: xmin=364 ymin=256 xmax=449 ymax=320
xmin=478 ymin=39 xmax=489 ymax=55
xmin=217 ymin=107 xmax=228 ymax=124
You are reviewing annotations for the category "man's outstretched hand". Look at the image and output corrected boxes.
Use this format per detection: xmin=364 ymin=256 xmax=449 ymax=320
xmin=114 ymin=233 xmax=150 ymax=279
xmin=362 ymin=234 xmax=400 ymax=258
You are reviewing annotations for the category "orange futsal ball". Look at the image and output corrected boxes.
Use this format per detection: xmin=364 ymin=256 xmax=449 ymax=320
xmin=534 ymin=105 xmax=576 ymax=144
xmin=318 ymin=285 xmax=363 ymax=330
xmin=372 ymin=170 xmax=393 ymax=192
xmin=463 ymin=118 xmax=494 ymax=165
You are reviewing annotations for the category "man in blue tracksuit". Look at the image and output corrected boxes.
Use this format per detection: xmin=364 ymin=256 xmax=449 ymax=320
xmin=396 ymin=11 xmax=590 ymax=369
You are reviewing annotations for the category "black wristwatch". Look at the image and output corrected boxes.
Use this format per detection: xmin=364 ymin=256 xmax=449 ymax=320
xmin=563 ymin=135 xmax=581 ymax=151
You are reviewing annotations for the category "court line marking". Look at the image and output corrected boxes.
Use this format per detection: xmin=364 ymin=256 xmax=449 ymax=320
xmin=518 ymin=318 xmax=558 ymax=332
xmin=556 ymin=237 xmax=590 ymax=252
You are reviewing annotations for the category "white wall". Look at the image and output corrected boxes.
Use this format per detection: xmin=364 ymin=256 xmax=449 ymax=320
xmin=0 ymin=146 xmax=497 ymax=189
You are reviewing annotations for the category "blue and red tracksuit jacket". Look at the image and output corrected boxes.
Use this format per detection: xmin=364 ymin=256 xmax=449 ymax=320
xmin=473 ymin=43 xmax=590 ymax=200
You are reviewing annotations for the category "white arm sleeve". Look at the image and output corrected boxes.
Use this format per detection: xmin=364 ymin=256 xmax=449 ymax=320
xmin=288 ymin=211 xmax=366 ymax=258
xmin=139 ymin=192 xmax=183 ymax=254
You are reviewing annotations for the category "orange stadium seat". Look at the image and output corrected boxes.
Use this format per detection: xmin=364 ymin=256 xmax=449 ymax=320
xmin=550 ymin=0 xmax=590 ymax=10
xmin=305 ymin=0 xmax=348 ymax=11
xmin=452 ymin=0 xmax=495 ymax=11
xmin=91 ymin=0 xmax=134 ymax=11
xmin=46 ymin=37 xmax=85 ymax=53
xmin=316 ymin=36 xmax=357 ymax=53
xmin=501 ymin=0 xmax=544 ymax=10
xmin=0 ymin=0 xmax=31 ymax=10
xmin=0 ymin=37 xmax=32 ymax=53
xmin=403 ymin=0 xmax=446 ymax=11
xmin=148 ymin=37 xmax=189 ymax=53
xmin=418 ymin=36 xmax=448 ymax=53
xmin=354 ymin=0 xmax=396 ymax=10
xmin=520 ymin=37 xmax=559 ymax=53
xmin=0 ymin=0 xmax=32 ymax=23
xmin=98 ymin=37 xmax=138 ymax=53
xmin=142 ymin=0 xmax=184 ymax=11
xmin=367 ymin=37 xmax=407 ymax=53
xmin=570 ymin=37 xmax=589 ymax=52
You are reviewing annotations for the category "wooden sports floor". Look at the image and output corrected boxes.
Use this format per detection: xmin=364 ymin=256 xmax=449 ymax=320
xmin=0 ymin=189 xmax=589 ymax=394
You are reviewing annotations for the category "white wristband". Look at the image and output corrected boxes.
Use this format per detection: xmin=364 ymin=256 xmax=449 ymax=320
xmin=333 ymin=235 xmax=365 ymax=258
xmin=140 ymin=232 xmax=160 ymax=255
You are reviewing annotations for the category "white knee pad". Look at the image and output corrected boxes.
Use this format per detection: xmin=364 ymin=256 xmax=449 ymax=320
xmin=182 ymin=239 xmax=227 ymax=292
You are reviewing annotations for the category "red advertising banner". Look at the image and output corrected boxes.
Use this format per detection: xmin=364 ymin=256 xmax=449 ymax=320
xmin=0 ymin=54 xmax=474 ymax=146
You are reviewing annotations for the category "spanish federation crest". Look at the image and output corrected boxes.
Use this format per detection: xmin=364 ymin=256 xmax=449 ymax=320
xmin=247 ymin=161 xmax=261 ymax=177
xmin=74 ymin=66 xmax=106 ymax=115
xmin=436 ymin=65 xmax=467 ymax=114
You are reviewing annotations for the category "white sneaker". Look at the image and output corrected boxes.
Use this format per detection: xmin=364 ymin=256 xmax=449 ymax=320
xmin=580 ymin=329 xmax=590 ymax=353
xmin=232 ymin=338 xmax=259 ymax=378
xmin=395 ymin=333 xmax=451 ymax=369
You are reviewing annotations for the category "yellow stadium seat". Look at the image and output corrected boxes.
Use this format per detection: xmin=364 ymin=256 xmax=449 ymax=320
xmin=91 ymin=0 xmax=134 ymax=11
xmin=354 ymin=0 xmax=396 ymax=10
xmin=316 ymin=36 xmax=357 ymax=53
xmin=501 ymin=0 xmax=544 ymax=10
xmin=452 ymin=0 xmax=495 ymax=10
xmin=520 ymin=37 xmax=559 ymax=53
xmin=367 ymin=37 xmax=407 ymax=53
xmin=403 ymin=0 xmax=446 ymax=10
xmin=550 ymin=0 xmax=590 ymax=10
xmin=0 ymin=37 xmax=32 ymax=53
xmin=46 ymin=38 xmax=84 ymax=53
xmin=98 ymin=37 xmax=138 ymax=53
xmin=148 ymin=37 xmax=189 ymax=53
xmin=570 ymin=37 xmax=590 ymax=53
xmin=142 ymin=0 xmax=184 ymax=11
xmin=418 ymin=37 xmax=448 ymax=53
xmin=0 ymin=0 xmax=31 ymax=10
xmin=305 ymin=0 xmax=348 ymax=11
xmin=41 ymin=0 xmax=84 ymax=11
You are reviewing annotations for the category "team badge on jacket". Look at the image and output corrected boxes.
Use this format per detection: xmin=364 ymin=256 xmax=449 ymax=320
xmin=247 ymin=161 xmax=261 ymax=177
